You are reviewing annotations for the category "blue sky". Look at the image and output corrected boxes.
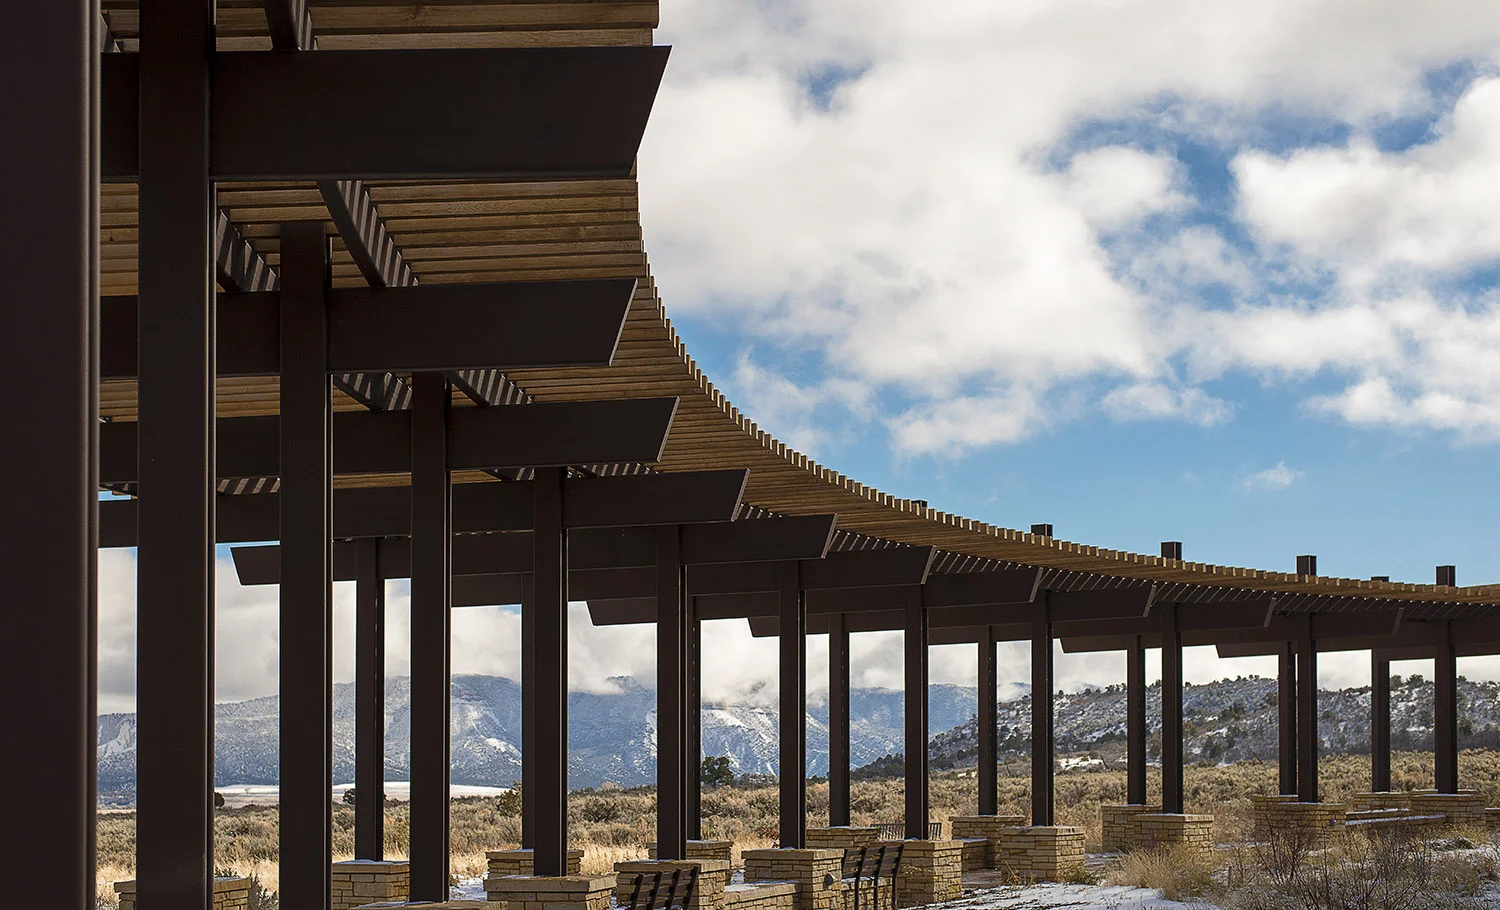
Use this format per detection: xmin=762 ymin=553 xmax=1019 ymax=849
xmin=96 ymin=0 xmax=1499 ymax=714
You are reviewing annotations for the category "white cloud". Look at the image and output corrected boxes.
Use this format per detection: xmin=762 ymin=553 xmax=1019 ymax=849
xmin=639 ymin=0 xmax=1500 ymax=452
xmin=1233 ymin=77 xmax=1500 ymax=281
xmin=1101 ymin=382 xmax=1232 ymax=426
xmin=1241 ymin=460 xmax=1304 ymax=492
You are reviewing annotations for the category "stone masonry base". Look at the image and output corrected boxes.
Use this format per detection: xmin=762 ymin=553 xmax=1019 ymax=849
xmin=116 ymin=876 xmax=251 ymax=910
xmin=1133 ymin=814 xmax=1213 ymax=862
xmin=332 ymin=860 xmax=411 ymax=910
xmin=486 ymin=848 xmax=584 ymax=877
xmin=1099 ymin=805 xmax=1161 ymax=853
xmin=992 ymin=827 xmax=1085 ymax=883
xmin=482 ymin=874 xmax=613 ymax=910
xmin=948 ymin=816 xmax=1028 ymax=870
xmin=892 ymin=839 xmax=962 ymax=906
xmin=647 ymin=840 xmax=736 ymax=861
xmin=805 ymin=827 xmax=881 ymax=850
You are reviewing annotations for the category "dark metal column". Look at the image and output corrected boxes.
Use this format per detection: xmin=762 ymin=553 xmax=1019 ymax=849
xmin=533 ymin=467 xmax=570 ymax=875
xmin=656 ymin=526 xmax=687 ymax=859
xmin=978 ymin=626 xmax=999 ymax=816
xmin=1371 ymin=652 xmax=1390 ymax=793
xmin=778 ymin=561 xmax=807 ymax=848
xmin=1278 ymin=642 xmax=1297 ymax=795
xmin=136 ymin=1 xmax=216 ymax=906
xmin=1160 ymin=603 xmax=1184 ymax=814
xmin=686 ymin=596 xmax=703 ymax=840
xmin=1296 ymin=617 xmax=1319 ymax=803
xmin=1435 ymin=621 xmax=1459 ymax=793
xmin=521 ymin=573 xmax=536 ymax=848
xmin=279 ymin=223 xmax=333 ymax=905
xmin=4 ymin=3 xmax=97 ymax=904
xmin=904 ymin=586 xmax=929 ymax=839
xmin=356 ymin=537 xmax=387 ymax=859
xmin=1126 ymin=636 xmax=1147 ymax=805
xmin=828 ymin=612 xmax=852 ymax=827
xmin=410 ymin=373 xmax=452 ymax=899
xmin=1030 ymin=596 xmax=1054 ymax=826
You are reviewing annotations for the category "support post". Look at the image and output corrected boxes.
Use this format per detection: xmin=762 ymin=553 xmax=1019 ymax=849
xmin=778 ymin=561 xmax=806 ymax=848
xmin=1126 ymin=635 xmax=1147 ymax=805
xmin=533 ymin=466 xmax=569 ymax=875
xmin=686 ymin=597 xmax=702 ymax=840
xmin=1371 ymin=652 xmax=1390 ymax=793
xmin=1435 ymin=622 xmax=1459 ymax=793
xmin=521 ymin=573 xmax=537 ymax=848
xmin=279 ymin=223 xmax=333 ymax=904
xmin=135 ymin=1 xmax=216 ymax=905
xmin=409 ymin=373 xmax=452 ymax=899
xmin=1160 ymin=603 xmax=1184 ymax=814
xmin=904 ymin=585 xmax=929 ymax=839
xmin=1296 ymin=617 xmax=1318 ymax=803
xmin=1278 ymin=642 xmax=1297 ymax=795
xmin=355 ymin=537 xmax=386 ymax=859
xmin=656 ymin=526 xmax=687 ymax=859
xmin=828 ymin=612 xmax=852 ymax=827
xmin=977 ymin=625 xmax=999 ymax=816
xmin=1030 ymin=595 xmax=1054 ymax=826
xmin=4 ymin=3 xmax=98 ymax=904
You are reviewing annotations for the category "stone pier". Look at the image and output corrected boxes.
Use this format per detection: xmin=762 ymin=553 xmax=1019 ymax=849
xmin=1409 ymin=791 xmax=1486 ymax=827
xmin=486 ymin=848 xmax=584 ymax=877
xmin=892 ymin=840 xmax=962 ymax=906
xmin=948 ymin=816 xmax=1027 ymax=870
xmin=1251 ymin=796 xmax=1345 ymax=844
xmin=1099 ymin=804 xmax=1160 ymax=853
xmin=1132 ymin=814 xmax=1213 ymax=862
xmin=804 ymin=827 xmax=881 ymax=850
xmin=992 ymin=827 xmax=1085 ymax=883
xmin=742 ymin=849 xmax=845 ymax=910
xmin=1347 ymin=792 xmax=1412 ymax=812
xmin=331 ymin=859 xmax=410 ymax=910
xmin=115 ymin=876 xmax=251 ymax=910
xmin=482 ymin=875 xmax=614 ymax=910
xmin=647 ymin=840 xmax=736 ymax=861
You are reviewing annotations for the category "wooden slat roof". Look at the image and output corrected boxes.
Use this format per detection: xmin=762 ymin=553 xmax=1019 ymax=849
xmin=96 ymin=1 xmax=1498 ymax=608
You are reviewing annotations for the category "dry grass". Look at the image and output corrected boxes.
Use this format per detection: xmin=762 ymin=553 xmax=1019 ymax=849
xmin=93 ymin=750 xmax=1500 ymax=902
xmin=1110 ymin=845 xmax=1214 ymax=900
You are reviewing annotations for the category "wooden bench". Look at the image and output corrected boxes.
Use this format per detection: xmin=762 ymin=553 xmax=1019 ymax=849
xmin=622 ymin=867 xmax=699 ymax=910
xmin=841 ymin=844 xmax=903 ymax=910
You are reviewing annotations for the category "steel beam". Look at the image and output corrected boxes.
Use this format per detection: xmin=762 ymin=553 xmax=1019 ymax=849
xmin=828 ymin=613 xmax=851 ymax=827
xmin=4 ymin=3 xmax=97 ymax=904
xmin=134 ymin=1 xmax=216 ymax=906
xmin=1371 ymin=652 xmax=1390 ymax=794
xmin=100 ymin=279 xmax=636 ymax=378
xmin=904 ymin=586 xmax=929 ymax=838
xmin=277 ymin=223 xmax=333 ymax=905
xmin=656 ymin=527 xmax=687 ymax=859
xmin=1296 ymin=617 xmax=1319 ymax=802
xmin=1435 ymin=621 xmax=1459 ymax=793
xmin=778 ymin=562 xmax=807 ymax=848
xmin=409 ymin=373 xmax=451 ymax=899
xmin=1126 ymin=636 xmax=1147 ymax=805
xmin=1160 ymin=603 xmax=1184 ymax=814
xmin=532 ymin=467 xmax=569 ymax=875
xmin=978 ymin=626 xmax=998 ymax=816
xmin=1031 ymin=598 xmax=1054 ymax=826
xmin=1278 ymin=643 xmax=1297 ymax=795
xmin=686 ymin=594 xmax=703 ymax=840
xmin=355 ymin=538 xmax=386 ymax=859
xmin=103 ymin=469 xmax=749 ymax=546
xmin=103 ymin=47 xmax=669 ymax=180
xmin=100 ymin=398 xmax=677 ymax=481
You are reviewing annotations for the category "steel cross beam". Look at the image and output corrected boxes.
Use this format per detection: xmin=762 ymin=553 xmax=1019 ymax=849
xmin=101 ymin=47 xmax=671 ymax=181
xmin=100 ymin=399 xmax=678 ymax=482
xmin=101 ymin=279 xmax=638 ymax=378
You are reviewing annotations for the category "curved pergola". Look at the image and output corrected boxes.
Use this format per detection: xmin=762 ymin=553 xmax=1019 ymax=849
xmin=8 ymin=2 xmax=1495 ymax=907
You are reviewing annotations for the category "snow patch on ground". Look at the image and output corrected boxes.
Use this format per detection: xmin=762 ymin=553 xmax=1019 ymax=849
xmin=951 ymin=884 xmax=1206 ymax=909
